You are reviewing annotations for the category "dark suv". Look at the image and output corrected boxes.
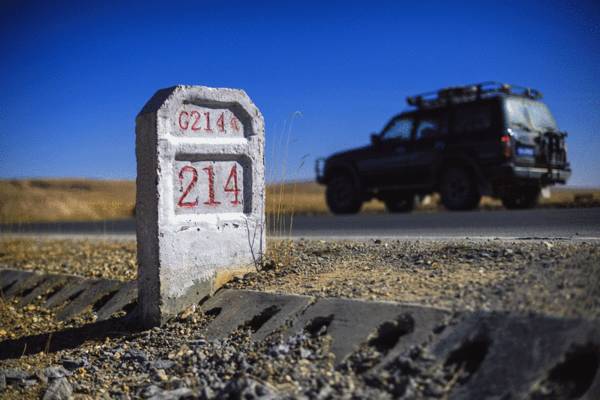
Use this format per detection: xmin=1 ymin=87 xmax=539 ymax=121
xmin=316 ymin=82 xmax=570 ymax=214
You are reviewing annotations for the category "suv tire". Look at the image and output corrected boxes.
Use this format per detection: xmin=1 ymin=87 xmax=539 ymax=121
xmin=440 ymin=167 xmax=481 ymax=211
xmin=384 ymin=194 xmax=415 ymax=213
xmin=501 ymin=187 xmax=540 ymax=209
xmin=326 ymin=173 xmax=363 ymax=214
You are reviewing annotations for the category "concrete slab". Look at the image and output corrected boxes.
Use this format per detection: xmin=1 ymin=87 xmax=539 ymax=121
xmin=44 ymin=277 xmax=91 ymax=309
xmin=3 ymin=271 xmax=46 ymax=298
xmin=201 ymin=289 xmax=312 ymax=341
xmin=430 ymin=312 xmax=600 ymax=400
xmin=284 ymin=298 xmax=447 ymax=363
xmin=370 ymin=304 xmax=451 ymax=371
xmin=56 ymin=279 xmax=122 ymax=321
xmin=0 ymin=269 xmax=31 ymax=294
xmin=136 ymin=85 xmax=266 ymax=326
xmin=18 ymin=275 xmax=69 ymax=306
xmin=95 ymin=281 xmax=137 ymax=321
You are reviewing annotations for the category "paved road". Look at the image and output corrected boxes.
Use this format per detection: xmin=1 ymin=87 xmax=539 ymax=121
xmin=2 ymin=208 xmax=599 ymax=239
xmin=286 ymin=207 xmax=600 ymax=239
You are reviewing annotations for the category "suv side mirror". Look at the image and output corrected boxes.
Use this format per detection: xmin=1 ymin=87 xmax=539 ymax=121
xmin=371 ymin=133 xmax=381 ymax=146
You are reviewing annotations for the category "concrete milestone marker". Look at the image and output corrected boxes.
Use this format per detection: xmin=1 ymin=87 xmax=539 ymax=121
xmin=136 ymin=85 xmax=265 ymax=326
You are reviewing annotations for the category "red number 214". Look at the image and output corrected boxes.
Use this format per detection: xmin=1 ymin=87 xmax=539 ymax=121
xmin=177 ymin=165 xmax=241 ymax=208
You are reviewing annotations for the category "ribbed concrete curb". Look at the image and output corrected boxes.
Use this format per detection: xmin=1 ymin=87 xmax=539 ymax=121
xmin=2 ymin=269 xmax=599 ymax=398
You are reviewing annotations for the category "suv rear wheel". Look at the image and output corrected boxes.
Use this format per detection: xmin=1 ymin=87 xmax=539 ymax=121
xmin=440 ymin=167 xmax=481 ymax=211
xmin=384 ymin=194 xmax=415 ymax=213
xmin=501 ymin=187 xmax=540 ymax=209
xmin=326 ymin=173 xmax=363 ymax=214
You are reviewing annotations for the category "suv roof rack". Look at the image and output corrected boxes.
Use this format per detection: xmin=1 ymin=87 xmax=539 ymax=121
xmin=406 ymin=81 xmax=542 ymax=109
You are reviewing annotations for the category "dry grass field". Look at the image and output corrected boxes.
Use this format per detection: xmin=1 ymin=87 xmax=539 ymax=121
xmin=0 ymin=179 xmax=135 ymax=224
xmin=1 ymin=179 xmax=599 ymax=224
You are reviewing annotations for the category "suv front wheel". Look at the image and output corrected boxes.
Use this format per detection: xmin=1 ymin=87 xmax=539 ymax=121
xmin=440 ymin=167 xmax=481 ymax=211
xmin=326 ymin=173 xmax=363 ymax=214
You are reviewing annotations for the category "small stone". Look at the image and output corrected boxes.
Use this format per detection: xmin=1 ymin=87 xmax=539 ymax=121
xmin=187 ymin=338 xmax=207 ymax=347
xmin=153 ymin=359 xmax=175 ymax=370
xmin=141 ymin=384 xmax=161 ymax=398
xmin=23 ymin=379 xmax=38 ymax=387
xmin=34 ymin=370 xmax=49 ymax=385
xmin=299 ymin=347 xmax=312 ymax=359
xmin=155 ymin=369 xmax=168 ymax=382
xmin=44 ymin=366 xmax=72 ymax=380
xmin=148 ymin=387 xmax=193 ymax=400
xmin=125 ymin=349 xmax=148 ymax=363
xmin=268 ymin=343 xmax=290 ymax=357
xmin=423 ymin=382 xmax=445 ymax=398
xmin=61 ymin=357 xmax=85 ymax=371
xmin=43 ymin=377 xmax=73 ymax=400
xmin=178 ymin=305 xmax=196 ymax=321
xmin=198 ymin=386 xmax=214 ymax=399
xmin=0 ymin=373 xmax=6 ymax=391
xmin=3 ymin=369 xmax=31 ymax=385
xmin=219 ymin=377 xmax=276 ymax=399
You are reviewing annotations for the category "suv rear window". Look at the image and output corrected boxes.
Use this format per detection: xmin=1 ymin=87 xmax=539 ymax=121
xmin=505 ymin=97 xmax=557 ymax=132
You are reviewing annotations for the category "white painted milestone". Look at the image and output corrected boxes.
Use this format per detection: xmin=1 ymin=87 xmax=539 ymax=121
xmin=136 ymin=85 xmax=265 ymax=326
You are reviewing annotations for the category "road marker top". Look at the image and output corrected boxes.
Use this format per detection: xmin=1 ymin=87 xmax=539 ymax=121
xmin=136 ymin=85 xmax=265 ymax=326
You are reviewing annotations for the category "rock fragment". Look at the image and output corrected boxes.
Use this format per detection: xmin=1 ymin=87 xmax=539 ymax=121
xmin=42 ymin=377 xmax=73 ymax=400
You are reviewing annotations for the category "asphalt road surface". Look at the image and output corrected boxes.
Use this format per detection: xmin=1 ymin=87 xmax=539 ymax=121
xmin=2 ymin=207 xmax=600 ymax=239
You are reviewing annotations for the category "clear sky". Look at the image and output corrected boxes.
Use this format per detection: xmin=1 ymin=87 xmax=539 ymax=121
xmin=1 ymin=0 xmax=599 ymax=185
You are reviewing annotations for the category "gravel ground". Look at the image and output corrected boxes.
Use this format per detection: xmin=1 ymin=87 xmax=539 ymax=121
xmin=1 ymin=237 xmax=599 ymax=399
xmin=0 ymin=238 xmax=136 ymax=281
xmin=229 ymin=239 xmax=600 ymax=319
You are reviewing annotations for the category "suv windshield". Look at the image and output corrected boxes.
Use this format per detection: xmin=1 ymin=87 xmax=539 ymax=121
xmin=505 ymin=97 xmax=557 ymax=132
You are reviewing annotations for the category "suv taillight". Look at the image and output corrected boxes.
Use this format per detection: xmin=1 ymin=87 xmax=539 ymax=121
xmin=501 ymin=134 xmax=512 ymax=159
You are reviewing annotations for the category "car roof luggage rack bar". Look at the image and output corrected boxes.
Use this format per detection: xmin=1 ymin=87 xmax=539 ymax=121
xmin=406 ymin=81 xmax=543 ymax=109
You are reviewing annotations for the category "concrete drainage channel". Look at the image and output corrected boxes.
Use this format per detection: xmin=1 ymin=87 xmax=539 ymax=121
xmin=0 ymin=269 xmax=137 ymax=323
xmin=2 ymin=269 xmax=600 ymax=399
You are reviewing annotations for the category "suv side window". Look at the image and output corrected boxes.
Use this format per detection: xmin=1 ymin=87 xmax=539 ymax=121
xmin=415 ymin=117 xmax=446 ymax=140
xmin=454 ymin=104 xmax=492 ymax=133
xmin=382 ymin=118 xmax=413 ymax=141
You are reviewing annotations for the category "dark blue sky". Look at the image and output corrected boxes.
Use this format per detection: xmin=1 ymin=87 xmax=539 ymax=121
xmin=1 ymin=1 xmax=599 ymax=185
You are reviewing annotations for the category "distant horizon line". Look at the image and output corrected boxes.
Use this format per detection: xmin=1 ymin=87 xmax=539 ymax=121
xmin=1 ymin=176 xmax=599 ymax=190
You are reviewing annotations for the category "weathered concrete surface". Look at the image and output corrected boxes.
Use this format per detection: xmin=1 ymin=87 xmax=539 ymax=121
xmin=94 ymin=281 xmax=137 ymax=321
xmin=56 ymin=279 xmax=121 ymax=321
xmin=199 ymin=289 xmax=600 ymax=399
xmin=1 ymin=269 xmax=134 ymax=322
xmin=2 ymin=270 xmax=46 ymax=298
xmin=284 ymin=297 xmax=450 ymax=363
xmin=429 ymin=312 xmax=600 ymax=399
xmin=202 ymin=289 xmax=313 ymax=341
xmin=136 ymin=85 xmax=265 ymax=326
xmin=18 ymin=275 xmax=69 ymax=307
